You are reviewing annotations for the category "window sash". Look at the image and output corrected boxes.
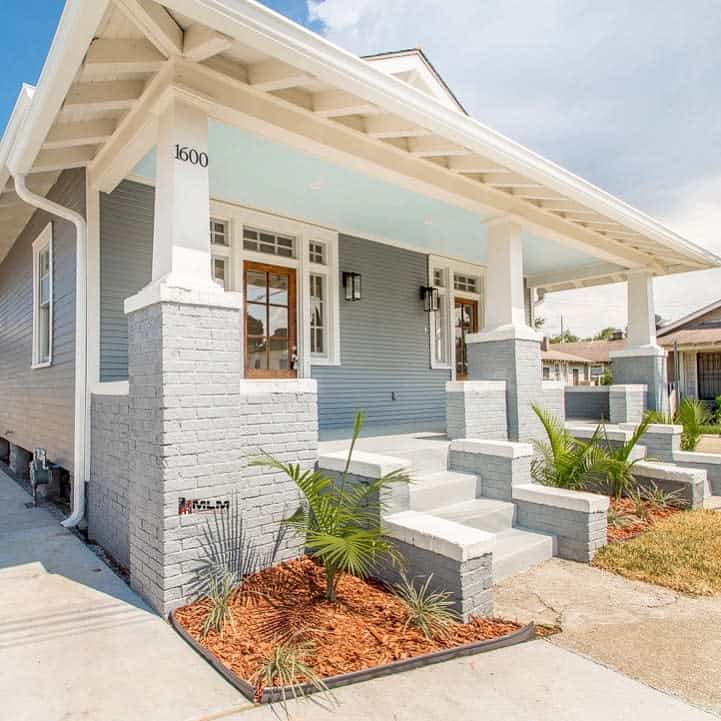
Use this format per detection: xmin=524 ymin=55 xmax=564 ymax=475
xmin=310 ymin=273 xmax=326 ymax=355
xmin=243 ymin=226 xmax=295 ymax=258
xmin=33 ymin=227 xmax=53 ymax=367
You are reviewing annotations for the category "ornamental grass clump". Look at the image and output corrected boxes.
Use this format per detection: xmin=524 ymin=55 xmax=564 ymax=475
xmin=394 ymin=573 xmax=459 ymax=640
xmin=252 ymin=411 xmax=409 ymax=602
xmin=201 ymin=573 xmax=236 ymax=638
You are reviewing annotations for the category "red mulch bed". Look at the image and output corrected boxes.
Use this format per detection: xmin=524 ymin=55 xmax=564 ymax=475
xmin=607 ymin=497 xmax=682 ymax=543
xmin=174 ymin=557 xmax=521 ymax=697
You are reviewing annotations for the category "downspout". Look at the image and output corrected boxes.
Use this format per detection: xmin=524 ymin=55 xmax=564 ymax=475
xmin=13 ymin=173 xmax=88 ymax=527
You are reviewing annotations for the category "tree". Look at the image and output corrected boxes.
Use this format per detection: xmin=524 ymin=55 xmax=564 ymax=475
xmin=593 ymin=326 xmax=617 ymax=341
xmin=550 ymin=330 xmax=579 ymax=344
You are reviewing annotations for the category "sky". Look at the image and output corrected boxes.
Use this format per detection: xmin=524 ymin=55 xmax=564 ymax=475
xmin=2 ymin=0 xmax=720 ymax=338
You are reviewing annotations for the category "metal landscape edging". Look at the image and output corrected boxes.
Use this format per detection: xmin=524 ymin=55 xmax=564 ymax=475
xmin=169 ymin=610 xmax=535 ymax=704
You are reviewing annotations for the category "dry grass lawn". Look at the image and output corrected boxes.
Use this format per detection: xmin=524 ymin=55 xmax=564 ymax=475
xmin=593 ymin=510 xmax=721 ymax=595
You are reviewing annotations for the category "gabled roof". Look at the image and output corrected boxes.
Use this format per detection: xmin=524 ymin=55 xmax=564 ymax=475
xmin=542 ymin=348 xmax=592 ymax=364
xmin=657 ymin=297 xmax=721 ymax=337
xmin=0 ymin=0 xmax=719 ymax=281
xmin=551 ymin=340 xmax=626 ymax=364
xmin=658 ymin=328 xmax=721 ymax=348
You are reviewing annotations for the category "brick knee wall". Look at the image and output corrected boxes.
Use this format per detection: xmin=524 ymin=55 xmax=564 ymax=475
xmin=88 ymin=394 xmax=131 ymax=569
xmin=374 ymin=539 xmax=493 ymax=621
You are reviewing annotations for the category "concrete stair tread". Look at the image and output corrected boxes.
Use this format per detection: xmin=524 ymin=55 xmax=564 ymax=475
xmin=408 ymin=471 xmax=477 ymax=512
xmin=413 ymin=470 xmax=478 ymax=487
xmin=491 ymin=526 xmax=556 ymax=581
xmin=431 ymin=498 xmax=516 ymax=533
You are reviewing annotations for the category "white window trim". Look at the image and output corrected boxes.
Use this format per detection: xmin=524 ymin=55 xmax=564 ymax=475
xmin=32 ymin=223 xmax=54 ymax=369
xmin=428 ymin=255 xmax=485 ymax=378
xmin=210 ymin=201 xmax=341 ymax=378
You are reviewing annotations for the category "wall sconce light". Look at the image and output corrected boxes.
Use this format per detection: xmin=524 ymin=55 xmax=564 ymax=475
xmin=420 ymin=285 xmax=440 ymax=313
xmin=343 ymin=272 xmax=362 ymax=301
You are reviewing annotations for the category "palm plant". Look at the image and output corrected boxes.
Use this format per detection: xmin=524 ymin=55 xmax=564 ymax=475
xmin=201 ymin=572 xmax=236 ymax=638
xmin=531 ymin=404 xmax=608 ymax=491
xmin=394 ymin=573 xmax=459 ymax=640
xmin=646 ymin=398 xmax=712 ymax=451
xmin=252 ymin=412 xmax=409 ymax=602
xmin=598 ymin=416 xmax=651 ymax=498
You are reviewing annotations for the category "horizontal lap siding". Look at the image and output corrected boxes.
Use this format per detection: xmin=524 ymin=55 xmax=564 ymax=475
xmin=312 ymin=235 xmax=450 ymax=432
xmin=0 ymin=169 xmax=84 ymax=473
xmin=99 ymin=180 xmax=153 ymax=381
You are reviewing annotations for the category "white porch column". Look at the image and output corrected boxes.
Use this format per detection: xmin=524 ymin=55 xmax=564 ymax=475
xmin=151 ymin=94 xmax=214 ymax=289
xmin=484 ymin=220 xmax=532 ymax=336
xmin=609 ymin=271 xmax=668 ymax=413
xmin=463 ymin=219 xmax=544 ymax=442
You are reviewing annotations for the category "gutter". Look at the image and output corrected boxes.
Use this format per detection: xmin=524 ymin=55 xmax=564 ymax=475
xmin=13 ymin=174 xmax=88 ymax=528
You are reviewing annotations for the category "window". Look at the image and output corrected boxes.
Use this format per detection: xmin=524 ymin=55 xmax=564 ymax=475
xmin=210 ymin=218 xmax=228 ymax=246
xmin=433 ymin=268 xmax=444 ymax=287
xmin=212 ymin=256 xmax=228 ymax=290
xmin=543 ymin=366 xmax=550 ymax=380
xmin=309 ymin=241 xmax=326 ymax=265
xmin=433 ymin=294 xmax=448 ymax=365
xmin=454 ymin=273 xmax=479 ymax=293
xmin=243 ymin=227 xmax=295 ymax=258
xmin=310 ymin=274 xmax=326 ymax=355
xmin=32 ymin=225 xmax=53 ymax=368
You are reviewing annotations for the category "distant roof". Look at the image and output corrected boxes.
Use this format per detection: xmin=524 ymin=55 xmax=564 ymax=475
xmin=542 ymin=349 xmax=593 ymax=364
xmin=550 ymin=340 xmax=627 ymax=363
xmin=657 ymin=297 xmax=721 ymax=337
xmin=658 ymin=328 xmax=721 ymax=348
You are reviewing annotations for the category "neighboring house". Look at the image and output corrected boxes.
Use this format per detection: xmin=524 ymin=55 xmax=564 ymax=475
xmin=0 ymin=0 xmax=717 ymax=615
xmin=658 ymin=299 xmax=721 ymax=401
xmin=541 ymin=340 xmax=593 ymax=385
xmin=551 ymin=338 xmax=627 ymax=383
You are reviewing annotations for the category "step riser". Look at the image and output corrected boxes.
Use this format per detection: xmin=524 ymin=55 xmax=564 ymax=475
xmin=493 ymin=535 xmax=556 ymax=582
xmin=410 ymin=479 xmax=477 ymax=511
xmin=407 ymin=449 xmax=450 ymax=475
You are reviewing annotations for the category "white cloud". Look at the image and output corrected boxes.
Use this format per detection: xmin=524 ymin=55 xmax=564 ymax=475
xmin=308 ymin=0 xmax=721 ymax=338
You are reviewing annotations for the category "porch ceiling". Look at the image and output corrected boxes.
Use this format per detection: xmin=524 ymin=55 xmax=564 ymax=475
xmin=0 ymin=0 xmax=718 ymax=288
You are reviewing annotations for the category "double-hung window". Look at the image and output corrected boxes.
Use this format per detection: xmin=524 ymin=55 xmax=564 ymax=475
xmin=32 ymin=224 xmax=53 ymax=368
xmin=308 ymin=240 xmax=329 ymax=359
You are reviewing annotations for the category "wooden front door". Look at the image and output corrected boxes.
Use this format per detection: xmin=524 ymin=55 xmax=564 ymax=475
xmin=244 ymin=262 xmax=297 ymax=378
xmin=455 ymin=298 xmax=479 ymax=380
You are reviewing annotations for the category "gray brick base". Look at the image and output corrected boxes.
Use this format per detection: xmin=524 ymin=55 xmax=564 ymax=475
xmin=446 ymin=381 xmax=507 ymax=441
xmin=612 ymin=353 xmax=667 ymax=412
xmin=88 ymin=394 xmax=131 ymax=568
xmin=123 ymin=297 xmax=318 ymax=616
xmin=466 ymin=335 xmax=542 ymax=442
xmin=609 ymin=385 xmax=647 ymax=424
xmin=374 ymin=539 xmax=493 ymax=621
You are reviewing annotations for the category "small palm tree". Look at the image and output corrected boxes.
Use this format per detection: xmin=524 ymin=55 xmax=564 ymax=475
xmin=253 ymin=412 xmax=409 ymax=602
xmin=677 ymin=398 xmax=712 ymax=451
xmin=531 ymin=404 xmax=608 ymax=491
xmin=597 ymin=416 xmax=651 ymax=498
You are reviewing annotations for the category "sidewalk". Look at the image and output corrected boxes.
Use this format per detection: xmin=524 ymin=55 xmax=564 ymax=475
xmin=0 ymin=469 xmax=252 ymax=721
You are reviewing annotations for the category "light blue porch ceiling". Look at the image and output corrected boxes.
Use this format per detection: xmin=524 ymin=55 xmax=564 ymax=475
xmin=132 ymin=120 xmax=614 ymax=276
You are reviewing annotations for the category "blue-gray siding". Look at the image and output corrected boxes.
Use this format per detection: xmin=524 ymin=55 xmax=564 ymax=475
xmin=312 ymin=235 xmax=450 ymax=433
xmin=0 ymin=169 xmax=84 ymax=473
xmin=97 ymin=187 xmax=450 ymax=432
xmin=100 ymin=180 xmax=153 ymax=382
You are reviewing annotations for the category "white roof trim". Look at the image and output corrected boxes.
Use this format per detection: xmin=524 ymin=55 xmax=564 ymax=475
xmin=657 ymin=297 xmax=721 ymax=337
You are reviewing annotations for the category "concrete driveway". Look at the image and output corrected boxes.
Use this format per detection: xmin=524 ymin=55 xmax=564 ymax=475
xmin=1 ymin=470 xmax=716 ymax=721
xmin=495 ymin=559 xmax=721 ymax=717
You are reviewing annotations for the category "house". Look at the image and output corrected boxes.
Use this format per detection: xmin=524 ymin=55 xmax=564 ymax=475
xmin=0 ymin=0 xmax=718 ymax=616
xmin=658 ymin=298 xmax=721 ymax=402
xmin=550 ymin=337 xmax=627 ymax=383
xmin=540 ymin=339 xmax=593 ymax=385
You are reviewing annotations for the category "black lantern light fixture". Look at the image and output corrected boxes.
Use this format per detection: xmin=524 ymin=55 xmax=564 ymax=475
xmin=420 ymin=285 xmax=440 ymax=313
xmin=343 ymin=272 xmax=362 ymax=302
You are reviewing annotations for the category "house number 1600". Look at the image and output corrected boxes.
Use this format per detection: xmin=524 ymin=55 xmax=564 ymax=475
xmin=174 ymin=144 xmax=209 ymax=167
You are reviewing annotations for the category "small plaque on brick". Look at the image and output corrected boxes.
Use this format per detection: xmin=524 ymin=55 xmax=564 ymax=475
xmin=178 ymin=497 xmax=230 ymax=515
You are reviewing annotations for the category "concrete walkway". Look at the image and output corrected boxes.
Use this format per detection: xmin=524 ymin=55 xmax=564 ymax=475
xmin=0 ymin=469 xmax=250 ymax=721
xmin=1 ymin=470 xmax=716 ymax=721
xmin=496 ymin=559 xmax=721 ymax=717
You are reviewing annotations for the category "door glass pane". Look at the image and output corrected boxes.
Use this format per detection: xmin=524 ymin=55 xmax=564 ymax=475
xmin=269 ymin=273 xmax=288 ymax=306
xmin=269 ymin=306 xmax=289 ymax=337
xmin=247 ymin=336 xmax=268 ymax=370
xmin=247 ymin=271 xmax=267 ymax=302
xmin=247 ymin=303 xmax=267 ymax=336
xmin=269 ymin=337 xmax=290 ymax=371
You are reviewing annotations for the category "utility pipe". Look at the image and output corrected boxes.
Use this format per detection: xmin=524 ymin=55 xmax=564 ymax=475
xmin=13 ymin=173 xmax=87 ymax=527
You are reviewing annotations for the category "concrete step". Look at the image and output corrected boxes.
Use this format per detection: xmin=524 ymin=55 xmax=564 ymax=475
xmin=432 ymin=498 xmax=517 ymax=533
xmin=492 ymin=527 xmax=557 ymax=582
xmin=406 ymin=446 xmax=450 ymax=475
xmin=409 ymin=471 xmax=477 ymax=511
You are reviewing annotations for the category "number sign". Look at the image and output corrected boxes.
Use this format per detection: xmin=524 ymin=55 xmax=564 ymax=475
xmin=174 ymin=144 xmax=209 ymax=167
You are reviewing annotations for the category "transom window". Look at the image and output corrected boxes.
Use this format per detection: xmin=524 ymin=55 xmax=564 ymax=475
xmin=454 ymin=273 xmax=479 ymax=293
xmin=212 ymin=257 xmax=228 ymax=290
xmin=309 ymin=241 xmax=326 ymax=265
xmin=32 ymin=224 xmax=53 ymax=368
xmin=433 ymin=268 xmax=444 ymax=287
xmin=210 ymin=218 xmax=228 ymax=246
xmin=243 ymin=226 xmax=295 ymax=258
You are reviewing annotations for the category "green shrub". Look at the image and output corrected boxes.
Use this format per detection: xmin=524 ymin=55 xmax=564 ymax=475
xmin=201 ymin=573 xmax=236 ymax=638
xmin=394 ymin=573 xmax=459 ymax=640
xmin=598 ymin=416 xmax=651 ymax=498
xmin=677 ymin=398 xmax=712 ymax=451
xmin=252 ymin=411 xmax=409 ymax=602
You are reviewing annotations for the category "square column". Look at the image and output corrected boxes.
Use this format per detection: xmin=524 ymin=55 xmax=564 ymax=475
xmin=609 ymin=272 xmax=668 ymax=412
xmin=466 ymin=220 xmax=542 ymax=442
